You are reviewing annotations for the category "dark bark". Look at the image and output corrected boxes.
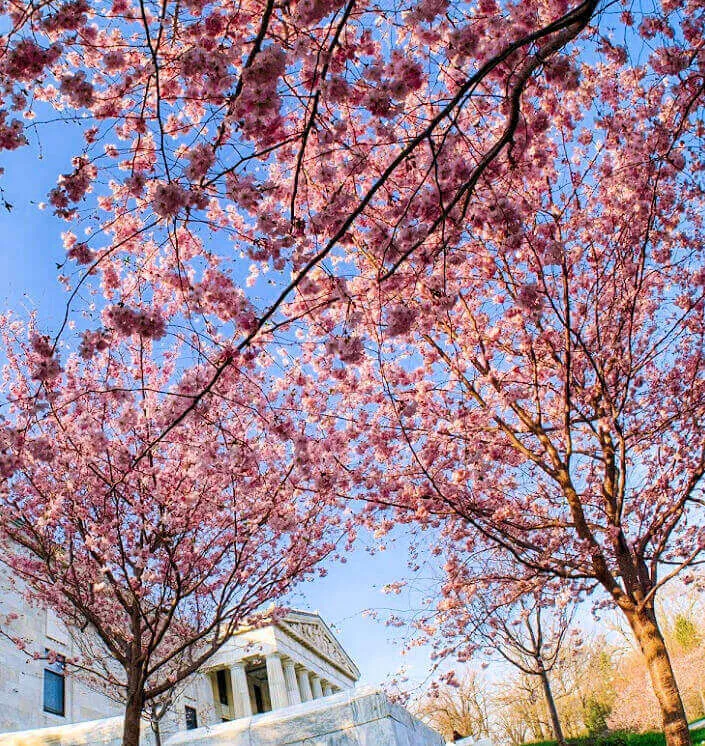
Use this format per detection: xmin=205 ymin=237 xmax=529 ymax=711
xmin=123 ymin=668 xmax=146 ymax=746
xmin=629 ymin=607 xmax=691 ymax=746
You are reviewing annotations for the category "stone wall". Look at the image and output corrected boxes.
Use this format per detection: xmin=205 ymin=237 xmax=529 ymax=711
xmin=0 ymin=566 xmax=121 ymax=734
xmin=0 ymin=565 xmax=212 ymax=737
xmin=0 ymin=716 xmax=126 ymax=746
xmin=166 ymin=686 xmax=444 ymax=746
xmin=0 ymin=688 xmax=445 ymax=746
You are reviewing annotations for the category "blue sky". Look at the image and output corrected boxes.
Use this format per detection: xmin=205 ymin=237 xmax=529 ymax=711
xmin=290 ymin=534 xmax=438 ymax=689
xmin=0 ymin=118 xmax=440 ymax=692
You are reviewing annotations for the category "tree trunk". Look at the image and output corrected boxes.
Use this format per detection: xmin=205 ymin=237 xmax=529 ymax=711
xmin=123 ymin=672 xmax=145 ymax=746
xmin=148 ymin=704 xmax=164 ymax=746
xmin=629 ymin=607 xmax=691 ymax=746
xmin=538 ymin=666 xmax=567 ymax=746
xmin=150 ymin=719 xmax=162 ymax=746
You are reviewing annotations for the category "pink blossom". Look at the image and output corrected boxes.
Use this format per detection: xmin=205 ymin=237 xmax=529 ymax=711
xmin=386 ymin=304 xmax=417 ymax=337
xmin=407 ymin=0 xmax=449 ymax=23
xmin=4 ymin=40 xmax=61 ymax=82
xmin=185 ymin=143 xmax=215 ymax=181
xmin=295 ymin=0 xmax=343 ymax=25
xmin=152 ymin=182 xmax=190 ymax=219
xmin=60 ymin=72 xmax=94 ymax=107
xmin=104 ymin=305 xmax=167 ymax=339
xmin=0 ymin=110 xmax=27 ymax=151
xmin=544 ymin=55 xmax=580 ymax=91
xmin=326 ymin=335 xmax=365 ymax=364
xmin=67 ymin=242 xmax=96 ymax=264
xmin=79 ymin=329 xmax=110 ymax=359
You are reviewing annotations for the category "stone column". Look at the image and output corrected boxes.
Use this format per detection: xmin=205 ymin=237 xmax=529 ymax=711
xmin=230 ymin=662 xmax=253 ymax=718
xmin=297 ymin=667 xmax=313 ymax=702
xmin=311 ymin=674 xmax=324 ymax=699
xmin=266 ymin=653 xmax=290 ymax=710
xmin=283 ymin=659 xmax=302 ymax=705
xmin=322 ymin=682 xmax=333 ymax=697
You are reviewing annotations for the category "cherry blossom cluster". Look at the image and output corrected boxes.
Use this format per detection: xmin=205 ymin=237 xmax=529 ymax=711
xmin=232 ymin=45 xmax=286 ymax=144
xmin=103 ymin=305 xmax=167 ymax=340
xmin=29 ymin=334 xmax=62 ymax=381
xmin=48 ymin=156 xmax=97 ymax=218
xmin=0 ymin=110 xmax=27 ymax=150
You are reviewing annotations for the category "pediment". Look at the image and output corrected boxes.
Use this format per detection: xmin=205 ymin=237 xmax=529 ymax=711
xmin=278 ymin=612 xmax=360 ymax=681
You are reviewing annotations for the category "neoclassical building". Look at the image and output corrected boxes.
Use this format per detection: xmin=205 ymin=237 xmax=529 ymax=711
xmin=0 ymin=566 xmax=358 ymax=739
xmin=201 ymin=610 xmax=359 ymax=723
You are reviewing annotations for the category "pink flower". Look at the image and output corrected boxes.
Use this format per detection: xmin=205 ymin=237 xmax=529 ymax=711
xmin=185 ymin=143 xmax=215 ymax=181
xmin=60 ymin=72 xmax=94 ymax=107
xmin=79 ymin=329 xmax=110 ymax=359
xmin=407 ymin=0 xmax=448 ymax=23
xmin=232 ymin=46 xmax=286 ymax=143
xmin=386 ymin=304 xmax=416 ymax=337
xmin=67 ymin=242 xmax=96 ymax=264
xmin=49 ymin=156 xmax=97 ymax=217
xmin=28 ymin=437 xmax=55 ymax=462
xmin=4 ymin=39 xmax=61 ymax=83
xmin=517 ymin=283 xmax=543 ymax=313
xmin=544 ymin=55 xmax=581 ymax=91
xmin=326 ymin=336 xmax=365 ymax=364
xmin=152 ymin=182 xmax=190 ymax=219
xmin=30 ymin=334 xmax=54 ymax=358
xmin=0 ymin=110 xmax=27 ymax=151
xmin=104 ymin=305 xmax=167 ymax=339
xmin=295 ymin=0 xmax=342 ymax=25
xmin=42 ymin=0 xmax=89 ymax=32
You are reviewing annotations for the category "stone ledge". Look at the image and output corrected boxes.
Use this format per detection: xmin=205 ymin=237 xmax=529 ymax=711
xmin=165 ymin=686 xmax=444 ymax=746
xmin=0 ymin=688 xmax=444 ymax=746
xmin=0 ymin=716 xmax=127 ymax=746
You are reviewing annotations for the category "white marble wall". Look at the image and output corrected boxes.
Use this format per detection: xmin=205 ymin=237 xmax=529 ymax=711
xmin=166 ymin=686 xmax=444 ymax=746
xmin=0 ymin=566 xmax=121 ymax=734
xmin=0 ymin=567 xmax=212 ymax=738
xmin=0 ymin=687 xmax=445 ymax=746
xmin=0 ymin=717 xmax=132 ymax=746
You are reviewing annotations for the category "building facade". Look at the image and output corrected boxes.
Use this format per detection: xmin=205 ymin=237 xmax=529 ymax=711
xmin=0 ymin=569 xmax=358 ymax=739
xmin=201 ymin=610 xmax=359 ymax=723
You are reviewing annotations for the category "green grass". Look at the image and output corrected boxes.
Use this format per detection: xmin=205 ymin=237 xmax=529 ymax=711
xmin=524 ymin=729 xmax=705 ymax=746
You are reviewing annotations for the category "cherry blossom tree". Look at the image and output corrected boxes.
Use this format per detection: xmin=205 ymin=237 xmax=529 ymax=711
xmin=0 ymin=0 xmax=607 ymax=452
xmin=293 ymin=5 xmax=705 ymax=744
xmin=386 ymin=556 xmax=575 ymax=746
xmin=0 ymin=320 xmax=348 ymax=746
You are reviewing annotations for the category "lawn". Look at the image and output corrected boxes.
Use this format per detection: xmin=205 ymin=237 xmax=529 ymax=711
xmin=524 ymin=727 xmax=705 ymax=746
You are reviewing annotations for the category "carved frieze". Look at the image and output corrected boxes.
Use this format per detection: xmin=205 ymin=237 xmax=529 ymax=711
xmin=279 ymin=617 xmax=358 ymax=680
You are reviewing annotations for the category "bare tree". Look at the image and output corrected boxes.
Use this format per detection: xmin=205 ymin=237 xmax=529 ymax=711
xmin=414 ymin=672 xmax=491 ymax=742
xmin=471 ymin=590 xmax=575 ymax=746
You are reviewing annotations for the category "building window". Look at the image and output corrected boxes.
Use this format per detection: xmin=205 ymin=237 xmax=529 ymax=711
xmin=216 ymin=669 xmax=229 ymax=706
xmin=43 ymin=653 xmax=65 ymax=716
xmin=185 ymin=706 xmax=198 ymax=730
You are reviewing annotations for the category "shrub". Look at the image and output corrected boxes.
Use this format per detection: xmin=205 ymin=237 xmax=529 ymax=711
xmin=584 ymin=696 xmax=613 ymax=736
